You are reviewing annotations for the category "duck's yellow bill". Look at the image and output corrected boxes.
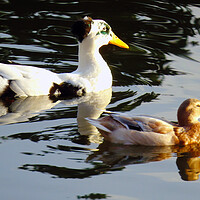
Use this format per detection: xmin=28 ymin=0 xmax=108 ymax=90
xmin=109 ymin=33 xmax=129 ymax=49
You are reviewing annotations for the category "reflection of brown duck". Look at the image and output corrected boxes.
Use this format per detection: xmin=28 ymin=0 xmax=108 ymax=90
xmin=176 ymin=144 xmax=200 ymax=181
xmin=87 ymin=142 xmax=200 ymax=181
xmin=88 ymin=98 xmax=200 ymax=146
xmin=177 ymin=156 xmax=200 ymax=181
xmin=87 ymin=142 xmax=173 ymax=168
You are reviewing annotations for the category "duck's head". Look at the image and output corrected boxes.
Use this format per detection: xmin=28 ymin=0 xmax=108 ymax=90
xmin=177 ymin=98 xmax=200 ymax=127
xmin=71 ymin=16 xmax=129 ymax=49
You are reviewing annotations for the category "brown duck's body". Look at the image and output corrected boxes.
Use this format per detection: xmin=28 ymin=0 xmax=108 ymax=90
xmin=176 ymin=123 xmax=200 ymax=146
xmin=88 ymin=99 xmax=200 ymax=146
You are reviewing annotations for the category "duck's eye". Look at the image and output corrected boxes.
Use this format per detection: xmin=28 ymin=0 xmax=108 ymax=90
xmin=101 ymin=25 xmax=110 ymax=35
xmin=197 ymin=104 xmax=200 ymax=107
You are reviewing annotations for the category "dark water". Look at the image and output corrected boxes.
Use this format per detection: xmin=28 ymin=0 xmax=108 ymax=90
xmin=1 ymin=0 xmax=200 ymax=199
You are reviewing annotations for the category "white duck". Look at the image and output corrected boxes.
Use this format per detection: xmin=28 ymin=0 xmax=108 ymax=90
xmin=0 ymin=16 xmax=129 ymax=98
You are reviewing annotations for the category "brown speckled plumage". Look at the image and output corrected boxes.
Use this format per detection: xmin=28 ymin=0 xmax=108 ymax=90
xmin=88 ymin=98 xmax=200 ymax=146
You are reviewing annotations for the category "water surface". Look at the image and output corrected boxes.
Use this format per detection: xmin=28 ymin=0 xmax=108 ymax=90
xmin=1 ymin=0 xmax=200 ymax=199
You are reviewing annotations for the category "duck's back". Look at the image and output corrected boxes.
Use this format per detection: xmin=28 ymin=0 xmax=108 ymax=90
xmin=0 ymin=63 xmax=62 ymax=97
xmin=88 ymin=114 xmax=179 ymax=146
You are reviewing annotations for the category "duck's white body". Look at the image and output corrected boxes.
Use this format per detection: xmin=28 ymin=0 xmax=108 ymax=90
xmin=0 ymin=63 xmax=62 ymax=96
xmin=0 ymin=17 xmax=128 ymax=97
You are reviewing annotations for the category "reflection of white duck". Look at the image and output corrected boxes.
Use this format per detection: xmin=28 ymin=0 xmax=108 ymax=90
xmin=0 ymin=96 xmax=59 ymax=125
xmin=0 ymin=88 xmax=112 ymax=140
xmin=76 ymin=88 xmax=112 ymax=143
xmin=0 ymin=17 xmax=129 ymax=98
xmin=88 ymin=99 xmax=200 ymax=146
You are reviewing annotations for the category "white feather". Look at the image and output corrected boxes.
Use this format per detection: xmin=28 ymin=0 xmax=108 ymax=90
xmin=85 ymin=118 xmax=112 ymax=133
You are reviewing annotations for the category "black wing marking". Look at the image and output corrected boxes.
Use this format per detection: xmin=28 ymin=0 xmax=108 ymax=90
xmin=49 ymin=82 xmax=86 ymax=99
xmin=110 ymin=114 xmax=143 ymax=131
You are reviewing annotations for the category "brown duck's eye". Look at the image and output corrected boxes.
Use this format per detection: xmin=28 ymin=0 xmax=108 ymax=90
xmin=197 ymin=104 xmax=200 ymax=107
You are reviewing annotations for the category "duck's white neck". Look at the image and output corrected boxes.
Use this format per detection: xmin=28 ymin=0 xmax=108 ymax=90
xmin=77 ymin=39 xmax=107 ymax=73
xmin=74 ymin=38 xmax=112 ymax=91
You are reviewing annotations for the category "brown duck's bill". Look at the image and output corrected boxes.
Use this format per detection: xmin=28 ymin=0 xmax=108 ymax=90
xmin=109 ymin=33 xmax=129 ymax=49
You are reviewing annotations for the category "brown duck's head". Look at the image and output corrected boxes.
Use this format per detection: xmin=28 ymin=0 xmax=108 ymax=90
xmin=177 ymin=98 xmax=200 ymax=127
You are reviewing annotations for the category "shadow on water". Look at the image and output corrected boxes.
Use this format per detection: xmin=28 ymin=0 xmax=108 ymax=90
xmin=110 ymin=90 xmax=159 ymax=112
xmin=18 ymin=142 xmax=200 ymax=182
